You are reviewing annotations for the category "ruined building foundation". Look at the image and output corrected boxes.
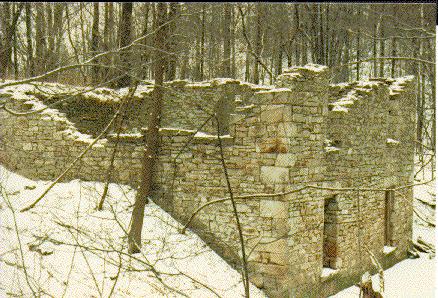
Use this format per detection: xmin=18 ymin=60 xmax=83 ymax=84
xmin=0 ymin=65 xmax=416 ymax=297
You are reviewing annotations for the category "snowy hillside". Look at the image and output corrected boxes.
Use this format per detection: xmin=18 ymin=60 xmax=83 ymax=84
xmin=0 ymin=165 xmax=266 ymax=298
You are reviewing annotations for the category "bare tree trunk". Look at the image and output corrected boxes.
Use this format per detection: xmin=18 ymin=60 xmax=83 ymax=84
xmin=165 ymin=3 xmax=178 ymax=81
xmin=140 ymin=3 xmax=150 ymax=80
xmin=180 ymin=47 xmax=189 ymax=80
xmin=117 ymin=3 xmax=133 ymax=87
xmin=293 ymin=4 xmax=300 ymax=66
xmin=276 ymin=42 xmax=283 ymax=76
xmin=128 ymin=2 xmax=167 ymax=254
xmin=25 ymin=3 xmax=34 ymax=77
xmin=12 ymin=13 xmax=18 ymax=79
xmin=79 ymin=3 xmax=88 ymax=82
xmin=222 ymin=3 xmax=232 ymax=77
xmin=200 ymin=4 xmax=206 ymax=80
xmin=325 ymin=4 xmax=330 ymax=65
xmin=355 ymin=9 xmax=361 ymax=81
xmin=245 ymin=44 xmax=250 ymax=81
xmin=253 ymin=4 xmax=263 ymax=84
xmin=340 ymin=30 xmax=350 ymax=82
xmin=372 ymin=22 xmax=378 ymax=77
xmin=46 ymin=3 xmax=55 ymax=73
xmin=391 ymin=37 xmax=397 ymax=77
xmin=379 ymin=6 xmax=385 ymax=77
xmin=194 ymin=22 xmax=202 ymax=81
xmin=429 ymin=73 xmax=436 ymax=154
xmin=102 ymin=3 xmax=115 ymax=82
xmin=91 ymin=3 xmax=100 ymax=84
xmin=231 ymin=6 xmax=236 ymax=78
xmin=35 ymin=3 xmax=46 ymax=75
xmin=318 ymin=4 xmax=324 ymax=64
xmin=244 ymin=6 xmax=251 ymax=82
xmin=0 ymin=3 xmax=23 ymax=79
xmin=52 ymin=3 xmax=64 ymax=81
xmin=150 ymin=4 xmax=157 ymax=79
xmin=210 ymin=5 xmax=221 ymax=78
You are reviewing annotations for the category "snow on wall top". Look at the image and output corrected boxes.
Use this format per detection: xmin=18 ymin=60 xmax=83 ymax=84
xmin=0 ymin=82 xmax=106 ymax=146
xmin=328 ymin=76 xmax=414 ymax=114
xmin=283 ymin=64 xmax=329 ymax=74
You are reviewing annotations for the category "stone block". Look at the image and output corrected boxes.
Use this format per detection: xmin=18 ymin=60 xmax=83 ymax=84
xmin=275 ymin=153 xmax=296 ymax=167
xmin=23 ymin=143 xmax=32 ymax=151
xmin=260 ymin=166 xmax=289 ymax=184
xmin=260 ymin=200 xmax=288 ymax=218
xmin=260 ymin=105 xmax=291 ymax=123
xmin=277 ymin=122 xmax=298 ymax=137
xmin=250 ymin=273 xmax=265 ymax=289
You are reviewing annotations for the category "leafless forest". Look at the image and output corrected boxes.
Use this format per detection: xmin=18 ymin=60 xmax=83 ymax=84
xmin=0 ymin=3 xmax=436 ymax=298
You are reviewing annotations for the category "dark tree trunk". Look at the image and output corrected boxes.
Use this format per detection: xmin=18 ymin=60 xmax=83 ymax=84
xmin=194 ymin=10 xmax=202 ymax=81
xmin=0 ymin=3 xmax=23 ymax=79
xmin=244 ymin=6 xmax=251 ymax=82
xmin=199 ymin=4 xmax=206 ymax=80
xmin=222 ymin=3 xmax=232 ymax=77
xmin=25 ymin=3 xmax=34 ymax=77
xmin=52 ymin=3 xmax=64 ymax=81
xmin=116 ymin=2 xmax=133 ymax=88
xmin=294 ymin=4 xmax=300 ymax=66
xmin=341 ymin=30 xmax=350 ymax=82
xmin=102 ymin=3 xmax=115 ymax=81
xmin=379 ymin=6 xmax=385 ymax=77
xmin=165 ymin=3 xmax=178 ymax=81
xmin=91 ymin=3 xmax=100 ymax=84
xmin=276 ymin=43 xmax=283 ymax=76
xmin=318 ymin=4 xmax=324 ymax=64
xmin=150 ymin=3 xmax=157 ymax=79
xmin=140 ymin=3 xmax=150 ymax=80
xmin=12 ymin=9 xmax=18 ymax=79
xmin=372 ymin=22 xmax=378 ymax=77
xmin=391 ymin=37 xmax=397 ymax=77
xmin=231 ymin=6 xmax=236 ymax=78
xmin=128 ymin=2 xmax=167 ymax=254
xmin=253 ymin=4 xmax=264 ymax=84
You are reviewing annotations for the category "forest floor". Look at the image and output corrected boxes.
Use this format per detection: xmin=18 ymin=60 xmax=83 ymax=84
xmin=0 ymin=163 xmax=435 ymax=298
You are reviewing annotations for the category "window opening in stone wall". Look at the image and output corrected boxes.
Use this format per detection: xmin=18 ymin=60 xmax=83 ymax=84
xmin=384 ymin=189 xmax=396 ymax=247
xmin=323 ymin=196 xmax=338 ymax=270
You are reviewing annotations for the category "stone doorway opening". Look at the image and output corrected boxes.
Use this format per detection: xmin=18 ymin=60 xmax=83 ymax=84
xmin=384 ymin=189 xmax=396 ymax=247
xmin=323 ymin=196 xmax=339 ymax=270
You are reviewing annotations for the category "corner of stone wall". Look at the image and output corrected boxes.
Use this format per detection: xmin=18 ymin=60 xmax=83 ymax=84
xmin=270 ymin=64 xmax=331 ymax=296
xmin=231 ymin=65 xmax=331 ymax=297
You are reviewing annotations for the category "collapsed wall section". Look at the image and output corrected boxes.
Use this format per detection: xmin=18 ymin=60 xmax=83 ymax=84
xmin=32 ymin=79 xmax=271 ymax=137
xmin=0 ymin=97 xmax=144 ymax=185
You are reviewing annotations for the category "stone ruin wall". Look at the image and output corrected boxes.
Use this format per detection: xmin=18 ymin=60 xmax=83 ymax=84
xmin=0 ymin=65 xmax=416 ymax=298
xmin=34 ymin=79 xmax=269 ymax=137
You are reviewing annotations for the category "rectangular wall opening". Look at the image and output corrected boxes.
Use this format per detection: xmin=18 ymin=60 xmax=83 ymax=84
xmin=323 ymin=196 xmax=338 ymax=270
xmin=384 ymin=189 xmax=395 ymax=247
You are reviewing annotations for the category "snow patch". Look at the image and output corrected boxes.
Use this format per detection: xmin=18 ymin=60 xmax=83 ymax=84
xmin=383 ymin=246 xmax=397 ymax=255
xmin=386 ymin=138 xmax=400 ymax=145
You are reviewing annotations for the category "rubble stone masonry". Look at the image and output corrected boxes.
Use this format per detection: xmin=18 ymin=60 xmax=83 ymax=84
xmin=0 ymin=65 xmax=416 ymax=297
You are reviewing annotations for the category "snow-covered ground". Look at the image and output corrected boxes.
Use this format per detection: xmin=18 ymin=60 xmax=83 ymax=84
xmin=331 ymin=237 xmax=436 ymax=298
xmin=0 ymin=163 xmax=435 ymax=298
xmin=0 ymin=165 xmax=266 ymax=298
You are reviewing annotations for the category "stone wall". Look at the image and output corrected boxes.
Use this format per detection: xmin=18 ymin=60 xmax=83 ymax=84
xmin=317 ymin=76 xmax=416 ymax=296
xmin=0 ymin=65 xmax=416 ymax=298
xmin=34 ymin=79 xmax=270 ymax=137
